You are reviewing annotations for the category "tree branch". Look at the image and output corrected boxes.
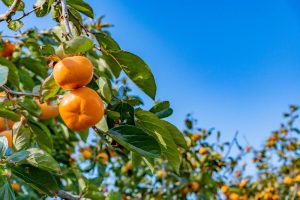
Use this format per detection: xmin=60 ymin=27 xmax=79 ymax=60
xmin=57 ymin=190 xmax=91 ymax=200
xmin=60 ymin=0 xmax=73 ymax=39
xmin=0 ymin=0 xmax=22 ymax=22
xmin=1 ymin=86 xmax=40 ymax=97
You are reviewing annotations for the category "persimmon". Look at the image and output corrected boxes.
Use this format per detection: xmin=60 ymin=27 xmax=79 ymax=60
xmin=283 ymin=176 xmax=293 ymax=185
xmin=181 ymin=185 xmax=190 ymax=196
xmin=229 ymin=193 xmax=239 ymax=200
xmin=221 ymin=185 xmax=229 ymax=194
xmin=199 ymin=147 xmax=208 ymax=155
xmin=97 ymin=152 xmax=108 ymax=164
xmin=0 ymin=118 xmax=14 ymax=132
xmin=82 ymin=150 xmax=92 ymax=159
xmin=11 ymin=183 xmax=20 ymax=192
xmin=59 ymin=87 xmax=104 ymax=131
xmin=190 ymin=181 xmax=200 ymax=192
xmin=294 ymin=174 xmax=300 ymax=182
xmin=0 ymin=41 xmax=15 ymax=58
xmin=239 ymin=179 xmax=248 ymax=189
xmin=0 ymin=130 xmax=12 ymax=147
xmin=53 ymin=56 xmax=93 ymax=90
xmin=191 ymin=133 xmax=201 ymax=142
xmin=122 ymin=161 xmax=132 ymax=173
xmin=36 ymin=100 xmax=59 ymax=119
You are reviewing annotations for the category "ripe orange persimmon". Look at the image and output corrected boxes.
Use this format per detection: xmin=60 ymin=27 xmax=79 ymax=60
xmin=59 ymin=87 xmax=104 ymax=131
xmin=82 ymin=150 xmax=92 ymax=159
xmin=0 ymin=130 xmax=12 ymax=147
xmin=0 ymin=41 xmax=15 ymax=58
xmin=190 ymin=181 xmax=200 ymax=192
xmin=0 ymin=118 xmax=14 ymax=132
xmin=36 ymin=100 xmax=59 ymax=119
xmin=283 ymin=176 xmax=293 ymax=185
xmin=11 ymin=183 xmax=20 ymax=192
xmin=53 ymin=56 xmax=93 ymax=90
xmin=97 ymin=152 xmax=108 ymax=164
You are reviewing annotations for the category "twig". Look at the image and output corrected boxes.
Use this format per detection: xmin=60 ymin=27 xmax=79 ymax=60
xmin=224 ymin=131 xmax=239 ymax=159
xmin=57 ymin=190 xmax=91 ymax=200
xmin=0 ymin=0 xmax=22 ymax=22
xmin=14 ymin=7 xmax=39 ymax=21
xmin=1 ymin=86 xmax=40 ymax=97
xmin=60 ymin=0 xmax=73 ymax=39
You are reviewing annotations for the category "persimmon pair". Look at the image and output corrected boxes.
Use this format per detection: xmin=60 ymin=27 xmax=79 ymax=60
xmin=53 ymin=56 xmax=104 ymax=131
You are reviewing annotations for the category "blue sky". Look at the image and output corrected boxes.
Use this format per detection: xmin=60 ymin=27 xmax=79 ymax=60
xmin=2 ymin=0 xmax=300 ymax=149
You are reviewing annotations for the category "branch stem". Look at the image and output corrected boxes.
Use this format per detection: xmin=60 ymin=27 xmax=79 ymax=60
xmin=60 ymin=0 xmax=73 ymax=39
xmin=0 ymin=0 xmax=22 ymax=22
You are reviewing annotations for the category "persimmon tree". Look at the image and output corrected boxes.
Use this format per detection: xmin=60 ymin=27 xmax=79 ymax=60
xmin=0 ymin=0 xmax=186 ymax=199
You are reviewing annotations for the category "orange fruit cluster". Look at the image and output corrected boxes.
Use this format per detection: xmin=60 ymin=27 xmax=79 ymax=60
xmin=53 ymin=56 xmax=104 ymax=131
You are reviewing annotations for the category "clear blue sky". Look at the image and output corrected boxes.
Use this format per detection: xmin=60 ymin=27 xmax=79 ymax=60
xmin=2 ymin=0 xmax=300 ymax=149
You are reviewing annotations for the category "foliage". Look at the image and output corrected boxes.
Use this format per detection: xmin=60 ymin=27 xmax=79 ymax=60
xmin=0 ymin=1 xmax=299 ymax=200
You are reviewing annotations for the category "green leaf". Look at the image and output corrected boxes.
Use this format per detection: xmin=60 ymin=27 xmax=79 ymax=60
xmin=39 ymin=45 xmax=55 ymax=56
xmin=131 ymin=152 xmax=142 ymax=168
xmin=94 ymin=32 xmax=121 ymax=51
xmin=107 ymin=51 xmax=156 ymax=99
xmin=66 ymin=0 xmax=94 ymax=18
xmin=0 ymin=137 xmax=8 ymax=157
xmin=2 ymin=0 xmax=24 ymax=10
xmin=135 ymin=110 xmax=180 ymax=172
xmin=0 ymin=58 xmax=19 ymax=88
xmin=17 ymin=96 xmax=41 ymax=117
xmin=150 ymin=101 xmax=173 ymax=119
xmin=39 ymin=74 xmax=60 ymax=101
xmin=34 ymin=0 xmax=51 ymax=17
xmin=19 ymin=57 xmax=48 ymax=78
xmin=25 ymin=148 xmax=60 ymax=173
xmin=12 ymin=121 xmax=32 ymax=151
xmin=29 ymin=122 xmax=53 ymax=153
xmin=0 ymin=176 xmax=16 ymax=200
xmin=97 ymin=77 xmax=111 ymax=103
xmin=12 ymin=165 xmax=59 ymax=195
xmin=107 ymin=125 xmax=161 ymax=158
xmin=64 ymin=36 xmax=94 ymax=54
xmin=106 ymin=191 xmax=122 ymax=200
xmin=0 ymin=108 xmax=20 ymax=121
xmin=0 ymin=65 xmax=8 ymax=87
xmin=101 ymin=54 xmax=121 ymax=78
xmin=7 ymin=150 xmax=30 ymax=163
xmin=7 ymin=20 xmax=23 ymax=31
xmin=161 ymin=120 xmax=187 ymax=149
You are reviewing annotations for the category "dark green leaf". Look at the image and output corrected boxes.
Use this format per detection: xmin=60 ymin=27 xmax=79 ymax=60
xmin=135 ymin=110 xmax=180 ymax=172
xmin=101 ymin=54 xmax=121 ymax=78
xmin=94 ymin=32 xmax=120 ymax=51
xmin=66 ymin=0 xmax=94 ymax=18
xmin=161 ymin=120 xmax=187 ymax=149
xmin=12 ymin=165 xmax=59 ymax=195
xmin=107 ymin=125 xmax=161 ymax=158
xmin=25 ymin=148 xmax=60 ymax=173
xmin=34 ymin=0 xmax=51 ymax=17
xmin=29 ymin=122 xmax=53 ymax=153
xmin=17 ymin=96 xmax=41 ymax=117
xmin=150 ymin=101 xmax=173 ymax=118
xmin=39 ymin=45 xmax=55 ymax=56
xmin=0 ymin=108 xmax=20 ymax=121
xmin=107 ymin=51 xmax=156 ymax=99
xmin=19 ymin=58 xmax=48 ymax=78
